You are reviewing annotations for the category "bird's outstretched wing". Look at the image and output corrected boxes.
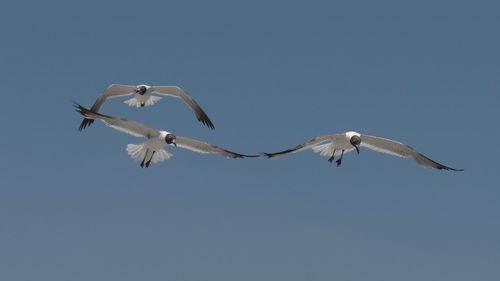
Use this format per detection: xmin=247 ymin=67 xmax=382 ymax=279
xmin=74 ymin=103 xmax=159 ymax=139
xmin=152 ymin=86 xmax=215 ymax=129
xmin=360 ymin=135 xmax=463 ymax=171
xmin=264 ymin=134 xmax=339 ymax=158
xmin=175 ymin=136 xmax=259 ymax=158
xmin=79 ymin=84 xmax=136 ymax=130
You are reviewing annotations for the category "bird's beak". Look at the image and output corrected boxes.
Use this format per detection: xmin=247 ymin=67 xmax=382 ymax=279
xmin=173 ymin=141 xmax=177 ymax=147
xmin=355 ymin=146 xmax=360 ymax=154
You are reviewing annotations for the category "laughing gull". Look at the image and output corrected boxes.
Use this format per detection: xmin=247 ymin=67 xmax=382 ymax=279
xmin=264 ymin=131 xmax=463 ymax=171
xmin=78 ymin=84 xmax=214 ymax=130
xmin=74 ymin=104 xmax=258 ymax=167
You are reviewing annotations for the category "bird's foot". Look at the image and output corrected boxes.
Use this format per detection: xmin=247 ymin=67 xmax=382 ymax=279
xmin=328 ymin=156 xmax=335 ymax=163
xmin=336 ymin=159 xmax=342 ymax=166
xmin=145 ymin=151 xmax=155 ymax=168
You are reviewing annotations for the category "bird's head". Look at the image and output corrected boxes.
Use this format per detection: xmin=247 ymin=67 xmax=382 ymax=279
xmin=165 ymin=133 xmax=177 ymax=147
xmin=350 ymin=135 xmax=361 ymax=154
xmin=136 ymin=85 xmax=148 ymax=95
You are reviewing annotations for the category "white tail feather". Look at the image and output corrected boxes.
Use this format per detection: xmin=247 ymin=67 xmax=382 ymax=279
xmin=124 ymin=97 xmax=142 ymax=107
xmin=145 ymin=95 xmax=162 ymax=107
xmin=151 ymin=149 xmax=172 ymax=163
xmin=123 ymin=96 xmax=163 ymax=108
xmin=126 ymin=143 xmax=172 ymax=164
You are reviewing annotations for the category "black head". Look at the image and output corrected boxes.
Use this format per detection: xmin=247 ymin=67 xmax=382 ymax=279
xmin=136 ymin=85 xmax=147 ymax=95
xmin=165 ymin=133 xmax=177 ymax=146
xmin=350 ymin=135 xmax=361 ymax=154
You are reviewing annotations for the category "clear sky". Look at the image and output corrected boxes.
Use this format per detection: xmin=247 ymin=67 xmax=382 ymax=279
xmin=1 ymin=1 xmax=499 ymax=280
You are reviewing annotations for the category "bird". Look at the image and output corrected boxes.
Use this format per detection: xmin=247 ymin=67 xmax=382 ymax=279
xmin=78 ymin=84 xmax=214 ymax=131
xmin=74 ymin=104 xmax=258 ymax=167
xmin=264 ymin=131 xmax=463 ymax=171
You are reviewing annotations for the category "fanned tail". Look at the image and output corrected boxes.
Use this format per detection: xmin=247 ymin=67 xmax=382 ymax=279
xmin=126 ymin=143 xmax=172 ymax=167
xmin=124 ymin=98 xmax=142 ymax=107
xmin=151 ymin=149 xmax=172 ymax=163
xmin=123 ymin=96 xmax=162 ymax=108
xmin=145 ymin=96 xmax=162 ymax=106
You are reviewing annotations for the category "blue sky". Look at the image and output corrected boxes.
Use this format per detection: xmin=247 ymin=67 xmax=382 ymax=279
xmin=1 ymin=1 xmax=499 ymax=280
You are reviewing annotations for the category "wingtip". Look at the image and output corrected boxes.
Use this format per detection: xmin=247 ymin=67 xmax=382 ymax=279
xmin=74 ymin=102 xmax=94 ymax=131
xmin=78 ymin=118 xmax=94 ymax=131
xmin=73 ymin=102 xmax=90 ymax=114
xmin=433 ymin=164 xmax=464 ymax=171
xmin=199 ymin=117 xmax=215 ymax=130
xmin=434 ymin=161 xmax=464 ymax=172
xmin=263 ymin=149 xmax=295 ymax=158
xmin=416 ymin=152 xmax=465 ymax=172
xmin=244 ymin=154 xmax=261 ymax=158
xmin=222 ymin=148 xmax=260 ymax=158
xmin=73 ymin=102 xmax=83 ymax=111
xmin=233 ymin=153 xmax=260 ymax=158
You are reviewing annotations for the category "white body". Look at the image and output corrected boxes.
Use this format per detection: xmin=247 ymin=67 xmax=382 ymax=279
xmin=312 ymin=131 xmax=361 ymax=157
xmin=126 ymin=130 xmax=173 ymax=164
xmin=123 ymin=85 xmax=163 ymax=107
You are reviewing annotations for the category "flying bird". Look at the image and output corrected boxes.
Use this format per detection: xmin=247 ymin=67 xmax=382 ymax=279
xmin=264 ymin=131 xmax=463 ymax=171
xmin=78 ymin=84 xmax=214 ymax=130
xmin=74 ymin=104 xmax=258 ymax=167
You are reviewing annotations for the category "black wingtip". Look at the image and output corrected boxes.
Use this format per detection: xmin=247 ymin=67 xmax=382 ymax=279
xmin=73 ymin=103 xmax=94 ymax=131
xmin=78 ymin=118 xmax=95 ymax=131
xmin=442 ymin=167 xmax=464 ymax=171
xmin=199 ymin=116 xmax=215 ymax=130
xmin=263 ymin=148 xmax=296 ymax=158
xmin=195 ymin=109 xmax=215 ymax=129
xmin=416 ymin=152 xmax=465 ymax=172
xmin=242 ymin=154 xmax=260 ymax=158
xmin=222 ymin=148 xmax=260 ymax=158
xmin=232 ymin=153 xmax=260 ymax=158
xmin=73 ymin=102 xmax=83 ymax=111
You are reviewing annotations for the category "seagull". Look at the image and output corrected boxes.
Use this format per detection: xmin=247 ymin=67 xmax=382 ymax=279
xmin=74 ymin=104 xmax=258 ymax=167
xmin=264 ymin=131 xmax=463 ymax=171
xmin=78 ymin=84 xmax=214 ymax=131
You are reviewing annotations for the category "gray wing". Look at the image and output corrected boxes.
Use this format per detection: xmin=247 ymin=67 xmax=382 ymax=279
xmin=74 ymin=103 xmax=159 ymax=139
xmin=360 ymin=135 xmax=463 ymax=171
xmin=175 ymin=136 xmax=259 ymax=158
xmin=79 ymin=84 xmax=136 ymax=130
xmin=151 ymin=86 xmax=214 ymax=129
xmin=264 ymin=134 xmax=339 ymax=158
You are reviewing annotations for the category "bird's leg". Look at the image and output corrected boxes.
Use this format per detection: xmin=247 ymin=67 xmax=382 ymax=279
xmin=145 ymin=151 xmax=156 ymax=168
xmin=336 ymin=150 xmax=344 ymax=166
xmin=328 ymin=150 xmax=336 ymax=163
xmin=140 ymin=149 xmax=149 ymax=168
